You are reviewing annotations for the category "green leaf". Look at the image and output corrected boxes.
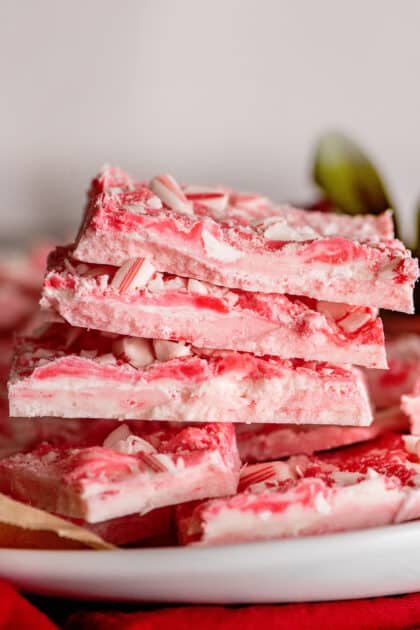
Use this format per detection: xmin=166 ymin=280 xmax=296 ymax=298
xmin=313 ymin=131 xmax=398 ymax=235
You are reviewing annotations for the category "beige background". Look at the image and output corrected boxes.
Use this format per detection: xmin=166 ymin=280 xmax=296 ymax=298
xmin=1 ymin=0 xmax=419 ymax=243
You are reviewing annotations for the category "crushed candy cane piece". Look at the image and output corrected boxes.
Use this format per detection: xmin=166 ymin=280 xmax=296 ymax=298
xmin=184 ymin=185 xmax=228 ymax=212
xmin=112 ymin=336 xmax=155 ymax=368
xmin=111 ymin=258 xmax=155 ymax=293
xmin=150 ymin=174 xmax=193 ymax=215
xmin=153 ymin=339 xmax=192 ymax=362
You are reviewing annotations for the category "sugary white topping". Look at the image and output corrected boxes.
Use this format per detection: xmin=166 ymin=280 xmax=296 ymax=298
xmin=150 ymin=174 xmax=193 ymax=215
xmin=183 ymin=185 xmax=229 ymax=213
xmin=111 ymin=258 xmax=155 ymax=293
xmin=202 ymin=230 xmax=243 ymax=262
xmin=112 ymin=337 xmax=155 ymax=368
xmin=153 ymin=339 xmax=192 ymax=362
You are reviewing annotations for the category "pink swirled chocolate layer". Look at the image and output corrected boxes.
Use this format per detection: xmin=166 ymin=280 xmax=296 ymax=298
xmin=8 ymin=325 xmax=372 ymax=425
xmin=177 ymin=432 xmax=420 ymax=545
xmin=41 ymin=246 xmax=386 ymax=368
xmin=0 ymin=421 xmax=240 ymax=523
xmin=236 ymin=407 xmax=408 ymax=462
xmin=73 ymin=167 xmax=417 ymax=312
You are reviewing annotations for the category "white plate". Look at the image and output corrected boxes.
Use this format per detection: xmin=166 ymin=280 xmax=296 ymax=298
xmin=1 ymin=521 xmax=420 ymax=603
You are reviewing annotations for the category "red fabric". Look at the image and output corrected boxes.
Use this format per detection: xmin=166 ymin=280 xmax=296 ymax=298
xmin=2 ymin=579 xmax=420 ymax=630
xmin=0 ymin=580 xmax=56 ymax=630
xmin=64 ymin=595 xmax=420 ymax=630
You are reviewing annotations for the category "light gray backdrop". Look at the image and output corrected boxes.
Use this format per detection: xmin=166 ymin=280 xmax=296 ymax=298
xmin=1 ymin=0 xmax=419 ymax=243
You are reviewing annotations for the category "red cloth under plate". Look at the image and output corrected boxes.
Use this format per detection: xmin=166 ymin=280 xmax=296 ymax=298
xmin=1 ymin=579 xmax=420 ymax=630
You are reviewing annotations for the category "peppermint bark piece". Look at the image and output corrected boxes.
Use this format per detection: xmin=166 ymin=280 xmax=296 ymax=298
xmin=8 ymin=325 xmax=373 ymax=425
xmin=177 ymin=433 xmax=420 ymax=545
xmin=366 ymin=334 xmax=420 ymax=409
xmin=80 ymin=506 xmax=174 ymax=546
xmin=41 ymin=246 xmax=387 ymax=368
xmin=0 ymin=422 xmax=240 ymax=523
xmin=73 ymin=168 xmax=417 ymax=312
xmin=236 ymin=407 xmax=407 ymax=462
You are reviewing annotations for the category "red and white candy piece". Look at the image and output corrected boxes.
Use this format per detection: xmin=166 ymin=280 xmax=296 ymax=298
xmin=103 ymin=424 xmax=131 ymax=449
xmin=316 ymin=301 xmax=372 ymax=333
xmin=183 ymin=185 xmax=228 ymax=213
xmin=103 ymin=425 xmax=167 ymax=471
xmin=187 ymin=278 xmax=209 ymax=295
xmin=103 ymin=424 xmax=157 ymax=455
xmin=238 ymin=463 xmax=279 ymax=492
xmin=111 ymin=258 xmax=155 ymax=293
xmin=112 ymin=336 xmax=155 ymax=368
xmin=229 ymin=192 xmax=269 ymax=211
xmin=336 ymin=310 xmax=372 ymax=334
xmin=150 ymin=174 xmax=193 ymax=215
xmin=153 ymin=339 xmax=192 ymax=362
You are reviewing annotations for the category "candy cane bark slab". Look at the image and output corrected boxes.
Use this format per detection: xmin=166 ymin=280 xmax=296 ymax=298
xmin=73 ymin=167 xmax=417 ymax=312
xmin=236 ymin=407 xmax=408 ymax=462
xmin=41 ymin=247 xmax=387 ymax=368
xmin=8 ymin=325 xmax=372 ymax=425
xmin=365 ymin=334 xmax=420 ymax=410
xmin=0 ymin=422 xmax=240 ymax=523
xmin=177 ymin=433 xmax=420 ymax=545
xmin=80 ymin=506 xmax=174 ymax=546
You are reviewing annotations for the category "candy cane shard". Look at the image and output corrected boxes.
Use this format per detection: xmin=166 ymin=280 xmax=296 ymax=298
xmin=183 ymin=185 xmax=228 ymax=213
xmin=229 ymin=192 xmax=269 ymax=211
xmin=153 ymin=339 xmax=192 ymax=362
xmin=150 ymin=174 xmax=193 ymax=215
xmin=112 ymin=336 xmax=155 ymax=368
xmin=111 ymin=258 xmax=156 ymax=293
xmin=237 ymin=463 xmax=279 ymax=492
